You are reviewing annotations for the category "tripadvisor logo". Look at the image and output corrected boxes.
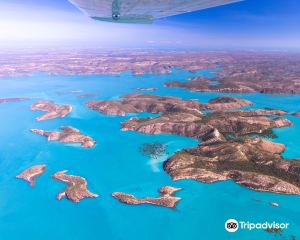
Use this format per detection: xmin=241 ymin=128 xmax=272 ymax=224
xmin=225 ymin=219 xmax=239 ymax=233
xmin=225 ymin=219 xmax=290 ymax=233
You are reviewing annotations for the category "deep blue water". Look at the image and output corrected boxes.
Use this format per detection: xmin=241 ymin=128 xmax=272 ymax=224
xmin=0 ymin=69 xmax=300 ymax=240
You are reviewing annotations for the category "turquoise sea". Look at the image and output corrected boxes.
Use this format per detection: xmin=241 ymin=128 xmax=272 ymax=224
xmin=0 ymin=69 xmax=300 ymax=240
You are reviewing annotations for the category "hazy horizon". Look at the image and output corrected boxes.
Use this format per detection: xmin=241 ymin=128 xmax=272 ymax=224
xmin=0 ymin=0 xmax=300 ymax=50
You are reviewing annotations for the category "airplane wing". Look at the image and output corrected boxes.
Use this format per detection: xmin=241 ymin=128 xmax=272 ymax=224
xmin=69 ymin=0 xmax=242 ymax=23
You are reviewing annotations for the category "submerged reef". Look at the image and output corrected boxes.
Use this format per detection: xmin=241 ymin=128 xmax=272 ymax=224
xmin=140 ymin=143 xmax=167 ymax=159
xmin=0 ymin=98 xmax=30 ymax=103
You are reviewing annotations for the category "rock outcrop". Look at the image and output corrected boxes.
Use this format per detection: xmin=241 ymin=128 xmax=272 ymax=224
xmin=112 ymin=186 xmax=182 ymax=208
xmin=31 ymin=100 xmax=72 ymax=121
xmin=16 ymin=164 xmax=46 ymax=187
xmin=31 ymin=126 xmax=96 ymax=148
xmin=52 ymin=170 xmax=98 ymax=203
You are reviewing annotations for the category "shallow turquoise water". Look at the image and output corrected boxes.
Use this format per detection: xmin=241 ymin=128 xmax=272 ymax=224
xmin=0 ymin=69 xmax=300 ymax=240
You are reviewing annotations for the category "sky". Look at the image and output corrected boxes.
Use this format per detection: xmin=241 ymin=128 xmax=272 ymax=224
xmin=0 ymin=0 xmax=299 ymax=49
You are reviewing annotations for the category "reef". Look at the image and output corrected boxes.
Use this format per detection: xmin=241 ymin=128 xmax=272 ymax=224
xmin=136 ymin=87 xmax=158 ymax=91
xmin=0 ymin=97 xmax=30 ymax=103
xmin=112 ymin=186 xmax=182 ymax=208
xmin=31 ymin=100 xmax=72 ymax=121
xmin=31 ymin=126 xmax=96 ymax=148
xmin=52 ymin=170 xmax=98 ymax=203
xmin=140 ymin=142 xmax=167 ymax=159
xmin=76 ymin=94 xmax=97 ymax=98
xmin=16 ymin=164 xmax=46 ymax=187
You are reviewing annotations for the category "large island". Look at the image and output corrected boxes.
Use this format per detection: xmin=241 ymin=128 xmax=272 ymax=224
xmin=87 ymin=93 xmax=300 ymax=195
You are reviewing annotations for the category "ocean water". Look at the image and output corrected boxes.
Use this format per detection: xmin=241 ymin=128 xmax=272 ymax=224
xmin=0 ymin=69 xmax=300 ymax=240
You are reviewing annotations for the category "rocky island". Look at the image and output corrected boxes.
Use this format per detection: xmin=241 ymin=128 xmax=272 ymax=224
xmin=112 ymin=186 xmax=182 ymax=208
xmin=16 ymin=164 xmax=46 ymax=187
xmin=31 ymin=100 xmax=72 ymax=121
xmin=88 ymin=93 xmax=300 ymax=195
xmin=31 ymin=126 xmax=96 ymax=148
xmin=52 ymin=170 xmax=98 ymax=203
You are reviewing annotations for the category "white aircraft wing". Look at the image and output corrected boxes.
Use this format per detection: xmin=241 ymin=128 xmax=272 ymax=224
xmin=69 ymin=0 xmax=242 ymax=23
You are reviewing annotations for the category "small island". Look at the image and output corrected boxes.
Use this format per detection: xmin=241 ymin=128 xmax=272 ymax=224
xmin=31 ymin=126 xmax=96 ymax=148
xmin=31 ymin=100 xmax=72 ymax=121
xmin=52 ymin=170 xmax=98 ymax=203
xmin=16 ymin=164 xmax=46 ymax=187
xmin=112 ymin=186 xmax=182 ymax=208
